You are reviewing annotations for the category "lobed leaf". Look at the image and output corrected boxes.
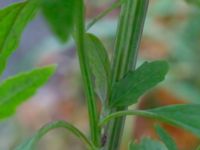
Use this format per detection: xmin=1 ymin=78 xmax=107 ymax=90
xmin=148 ymin=104 xmax=200 ymax=137
xmin=85 ymin=33 xmax=111 ymax=102
xmin=0 ymin=0 xmax=39 ymax=75
xmin=41 ymin=0 xmax=76 ymax=42
xmin=0 ymin=66 xmax=55 ymax=119
xmin=110 ymin=61 xmax=169 ymax=107
xmin=155 ymin=125 xmax=178 ymax=150
xmin=129 ymin=137 xmax=168 ymax=150
xmin=101 ymin=104 xmax=200 ymax=138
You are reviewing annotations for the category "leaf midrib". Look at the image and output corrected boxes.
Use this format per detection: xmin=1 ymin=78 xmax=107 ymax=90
xmin=0 ymin=78 xmax=39 ymax=105
xmin=0 ymin=3 xmax=26 ymax=53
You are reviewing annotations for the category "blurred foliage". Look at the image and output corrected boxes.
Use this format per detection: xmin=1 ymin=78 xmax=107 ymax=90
xmin=129 ymin=137 xmax=167 ymax=150
xmin=41 ymin=0 xmax=76 ymax=42
xmin=1 ymin=0 xmax=200 ymax=149
xmin=185 ymin=0 xmax=200 ymax=7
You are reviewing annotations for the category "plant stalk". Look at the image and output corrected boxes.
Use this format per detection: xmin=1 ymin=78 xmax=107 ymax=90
xmin=100 ymin=110 xmax=160 ymax=127
xmin=104 ymin=0 xmax=149 ymax=149
xmin=74 ymin=0 xmax=100 ymax=147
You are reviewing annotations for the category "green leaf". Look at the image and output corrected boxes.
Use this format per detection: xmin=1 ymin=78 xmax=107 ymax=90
xmin=85 ymin=33 xmax=111 ymax=102
xmin=148 ymin=104 xmax=200 ymax=138
xmin=110 ymin=61 xmax=169 ymax=107
xmin=185 ymin=0 xmax=200 ymax=7
xmin=129 ymin=137 xmax=168 ymax=150
xmin=0 ymin=66 xmax=55 ymax=119
xmin=15 ymin=121 xmax=95 ymax=150
xmin=100 ymin=104 xmax=200 ymax=138
xmin=41 ymin=0 xmax=76 ymax=42
xmin=0 ymin=0 xmax=39 ymax=75
xmin=155 ymin=125 xmax=178 ymax=150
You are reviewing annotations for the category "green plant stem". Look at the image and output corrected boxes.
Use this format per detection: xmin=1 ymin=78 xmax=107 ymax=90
xmin=74 ymin=0 xmax=100 ymax=147
xmin=104 ymin=0 xmax=149 ymax=149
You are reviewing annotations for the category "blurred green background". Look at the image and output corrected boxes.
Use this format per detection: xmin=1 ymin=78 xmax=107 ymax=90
xmin=0 ymin=0 xmax=200 ymax=149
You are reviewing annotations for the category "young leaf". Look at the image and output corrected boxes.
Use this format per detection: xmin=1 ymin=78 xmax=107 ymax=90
xmin=155 ymin=125 xmax=178 ymax=150
xmin=0 ymin=66 xmax=55 ymax=119
xmin=85 ymin=33 xmax=111 ymax=102
xmin=110 ymin=61 xmax=169 ymax=107
xmin=15 ymin=121 xmax=95 ymax=150
xmin=129 ymin=137 xmax=168 ymax=150
xmin=0 ymin=0 xmax=39 ymax=75
xmin=41 ymin=0 xmax=76 ymax=42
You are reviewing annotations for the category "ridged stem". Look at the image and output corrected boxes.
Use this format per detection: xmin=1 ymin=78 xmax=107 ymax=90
xmin=104 ymin=0 xmax=149 ymax=149
xmin=74 ymin=0 xmax=100 ymax=147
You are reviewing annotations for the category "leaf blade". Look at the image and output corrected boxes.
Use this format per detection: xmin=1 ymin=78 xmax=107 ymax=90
xmin=0 ymin=0 xmax=39 ymax=75
xmin=155 ymin=125 xmax=178 ymax=150
xmin=101 ymin=104 xmax=200 ymax=138
xmin=110 ymin=61 xmax=169 ymax=107
xmin=129 ymin=137 xmax=168 ymax=150
xmin=41 ymin=0 xmax=76 ymax=42
xmin=85 ymin=33 xmax=111 ymax=102
xmin=148 ymin=104 xmax=200 ymax=137
xmin=0 ymin=66 xmax=55 ymax=119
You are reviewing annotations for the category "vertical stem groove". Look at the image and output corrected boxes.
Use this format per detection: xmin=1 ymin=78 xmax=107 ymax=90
xmin=104 ymin=0 xmax=149 ymax=149
xmin=74 ymin=0 xmax=100 ymax=147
